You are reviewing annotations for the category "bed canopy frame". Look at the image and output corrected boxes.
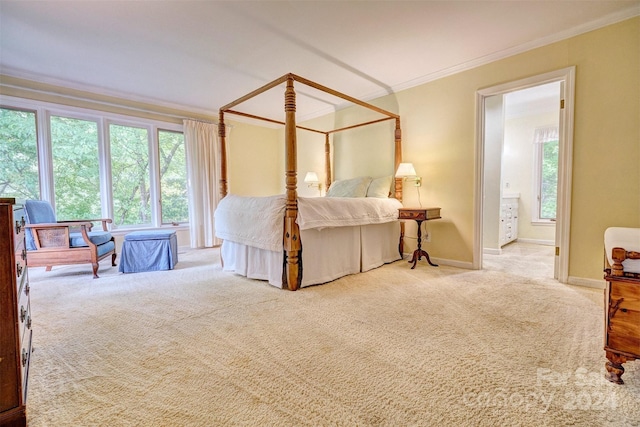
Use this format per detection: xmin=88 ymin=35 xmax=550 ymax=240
xmin=218 ymin=73 xmax=402 ymax=291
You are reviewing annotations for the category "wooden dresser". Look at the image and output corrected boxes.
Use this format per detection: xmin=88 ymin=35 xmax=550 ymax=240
xmin=604 ymin=272 xmax=640 ymax=384
xmin=0 ymin=198 xmax=31 ymax=426
xmin=499 ymin=195 xmax=519 ymax=247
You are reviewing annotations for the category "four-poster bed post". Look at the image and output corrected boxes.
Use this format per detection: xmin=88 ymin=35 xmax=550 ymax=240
xmin=218 ymin=111 xmax=228 ymax=198
xmin=218 ymin=73 xmax=402 ymax=291
xmin=324 ymin=134 xmax=331 ymax=191
xmin=394 ymin=118 xmax=402 ymax=200
xmin=283 ymin=76 xmax=302 ymax=289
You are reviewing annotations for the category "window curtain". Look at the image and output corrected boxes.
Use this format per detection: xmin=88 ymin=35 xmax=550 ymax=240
xmin=533 ymin=126 xmax=558 ymax=144
xmin=184 ymin=119 xmax=222 ymax=248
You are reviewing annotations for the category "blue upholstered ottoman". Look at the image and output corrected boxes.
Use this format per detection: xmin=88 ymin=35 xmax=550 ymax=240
xmin=119 ymin=230 xmax=178 ymax=273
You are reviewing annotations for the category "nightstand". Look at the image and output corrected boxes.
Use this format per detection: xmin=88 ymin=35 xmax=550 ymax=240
xmin=398 ymin=207 xmax=441 ymax=269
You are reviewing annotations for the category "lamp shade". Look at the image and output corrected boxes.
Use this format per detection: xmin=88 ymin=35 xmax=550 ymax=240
xmin=395 ymin=163 xmax=417 ymax=177
xmin=304 ymin=172 xmax=319 ymax=183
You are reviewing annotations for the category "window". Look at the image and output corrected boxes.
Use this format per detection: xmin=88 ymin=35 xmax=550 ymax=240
xmin=0 ymin=107 xmax=40 ymax=200
xmin=50 ymin=115 xmax=101 ymax=220
xmin=0 ymin=96 xmax=187 ymax=229
xmin=540 ymin=139 xmax=558 ymax=219
xmin=110 ymin=124 xmax=151 ymax=226
xmin=533 ymin=127 xmax=559 ymax=222
xmin=158 ymin=130 xmax=188 ymax=224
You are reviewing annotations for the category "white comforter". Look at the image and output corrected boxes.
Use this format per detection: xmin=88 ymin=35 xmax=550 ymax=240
xmin=214 ymin=194 xmax=402 ymax=252
xmin=214 ymin=194 xmax=286 ymax=252
xmin=296 ymin=196 xmax=402 ymax=230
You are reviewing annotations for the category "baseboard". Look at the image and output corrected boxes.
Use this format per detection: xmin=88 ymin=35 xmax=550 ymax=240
xmin=432 ymin=257 xmax=474 ymax=270
xmin=483 ymin=248 xmax=502 ymax=255
xmin=516 ymin=238 xmax=555 ymax=246
xmin=567 ymin=276 xmax=605 ymax=290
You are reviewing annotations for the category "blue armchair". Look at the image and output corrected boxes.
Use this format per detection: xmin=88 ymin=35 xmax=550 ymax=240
xmin=24 ymin=200 xmax=117 ymax=278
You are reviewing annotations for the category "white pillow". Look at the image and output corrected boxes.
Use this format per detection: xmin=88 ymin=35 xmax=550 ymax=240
xmin=366 ymin=175 xmax=392 ymax=198
xmin=326 ymin=176 xmax=372 ymax=198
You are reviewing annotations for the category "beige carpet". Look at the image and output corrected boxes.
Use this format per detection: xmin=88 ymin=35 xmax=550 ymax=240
xmin=25 ymin=244 xmax=639 ymax=426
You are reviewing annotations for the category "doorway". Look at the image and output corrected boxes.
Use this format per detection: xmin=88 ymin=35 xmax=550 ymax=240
xmin=474 ymin=67 xmax=575 ymax=282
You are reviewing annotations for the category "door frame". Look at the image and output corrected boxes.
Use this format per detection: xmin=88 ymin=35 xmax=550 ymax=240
xmin=473 ymin=66 xmax=575 ymax=282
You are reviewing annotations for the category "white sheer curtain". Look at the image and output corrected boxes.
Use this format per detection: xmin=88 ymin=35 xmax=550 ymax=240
xmin=184 ymin=119 xmax=222 ymax=248
xmin=533 ymin=126 xmax=559 ymax=144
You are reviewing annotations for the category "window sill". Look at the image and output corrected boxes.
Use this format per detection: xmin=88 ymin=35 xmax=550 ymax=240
xmin=531 ymin=220 xmax=556 ymax=226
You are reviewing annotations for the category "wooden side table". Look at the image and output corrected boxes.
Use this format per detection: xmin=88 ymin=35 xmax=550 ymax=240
xmin=398 ymin=207 xmax=441 ymax=269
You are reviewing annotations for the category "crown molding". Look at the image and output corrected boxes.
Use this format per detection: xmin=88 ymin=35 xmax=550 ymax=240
xmin=0 ymin=69 xmax=217 ymax=120
xmin=365 ymin=6 xmax=640 ymax=101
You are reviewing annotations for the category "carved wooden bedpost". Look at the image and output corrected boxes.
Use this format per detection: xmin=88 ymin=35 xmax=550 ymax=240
xmin=394 ymin=118 xmax=403 ymax=202
xmin=394 ymin=118 xmax=406 ymax=255
xmin=611 ymin=247 xmax=640 ymax=277
xmin=218 ymin=110 xmax=228 ymax=198
xmin=283 ymin=75 xmax=302 ymax=290
xmin=324 ymin=133 xmax=332 ymax=191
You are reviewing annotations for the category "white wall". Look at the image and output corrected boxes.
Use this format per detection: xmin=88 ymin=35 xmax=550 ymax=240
xmin=502 ymin=109 xmax=557 ymax=243
xmin=482 ymin=95 xmax=504 ymax=253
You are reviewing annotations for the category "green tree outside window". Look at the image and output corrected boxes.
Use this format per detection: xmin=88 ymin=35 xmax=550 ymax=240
xmin=0 ymin=108 xmax=40 ymax=200
xmin=158 ymin=130 xmax=188 ymax=224
xmin=540 ymin=140 xmax=558 ymax=220
xmin=51 ymin=116 xmax=101 ymax=220
xmin=110 ymin=124 xmax=151 ymax=227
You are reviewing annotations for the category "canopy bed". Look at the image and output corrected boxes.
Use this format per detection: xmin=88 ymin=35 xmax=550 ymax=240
xmin=216 ymin=73 xmax=404 ymax=291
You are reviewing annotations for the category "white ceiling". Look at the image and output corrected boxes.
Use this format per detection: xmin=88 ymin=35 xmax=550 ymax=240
xmin=1 ymin=1 xmax=638 ymax=121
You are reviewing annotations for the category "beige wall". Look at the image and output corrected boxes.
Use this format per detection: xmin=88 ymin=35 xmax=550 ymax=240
xmin=285 ymin=114 xmax=333 ymax=198
xmin=278 ymin=111 xmax=398 ymax=198
xmin=567 ymin=18 xmax=639 ymax=280
xmin=365 ymin=17 xmax=638 ymax=280
xmin=225 ymin=120 xmax=282 ymax=196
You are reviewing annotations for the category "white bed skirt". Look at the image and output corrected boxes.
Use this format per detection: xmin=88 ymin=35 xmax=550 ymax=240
xmin=221 ymin=221 xmax=401 ymax=288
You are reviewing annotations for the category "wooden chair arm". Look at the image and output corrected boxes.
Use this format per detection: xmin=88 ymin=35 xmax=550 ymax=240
xmin=25 ymin=221 xmax=93 ymax=229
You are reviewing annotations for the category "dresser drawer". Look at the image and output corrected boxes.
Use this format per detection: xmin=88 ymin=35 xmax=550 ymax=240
xmin=607 ymin=329 xmax=640 ymax=355
xmin=19 ymin=298 xmax=32 ymax=345
xmin=607 ymin=279 xmax=640 ymax=355
xmin=21 ymin=329 xmax=32 ymax=402
xmin=17 ymin=274 xmax=29 ymax=306
xmin=18 ymin=294 xmax=32 ymax=403
xmin=16 ymin=247 xmax=27 ymax=295
xmin=610 ymin=281 xmax=640 ymax=309
xmin=398 ymin=208 xmax=441 ymax=221
xmin=13 ymin=206 xmax=25 ymax=242
xmin=399 ymin=210 xmax=425 ymax=220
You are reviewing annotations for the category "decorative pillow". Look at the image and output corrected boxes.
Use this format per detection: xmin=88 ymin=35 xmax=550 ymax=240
xmin=326 ymin=176 xmax=372 ymax=198
xmin=366 ymin=175 xmax=392 ymax=198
